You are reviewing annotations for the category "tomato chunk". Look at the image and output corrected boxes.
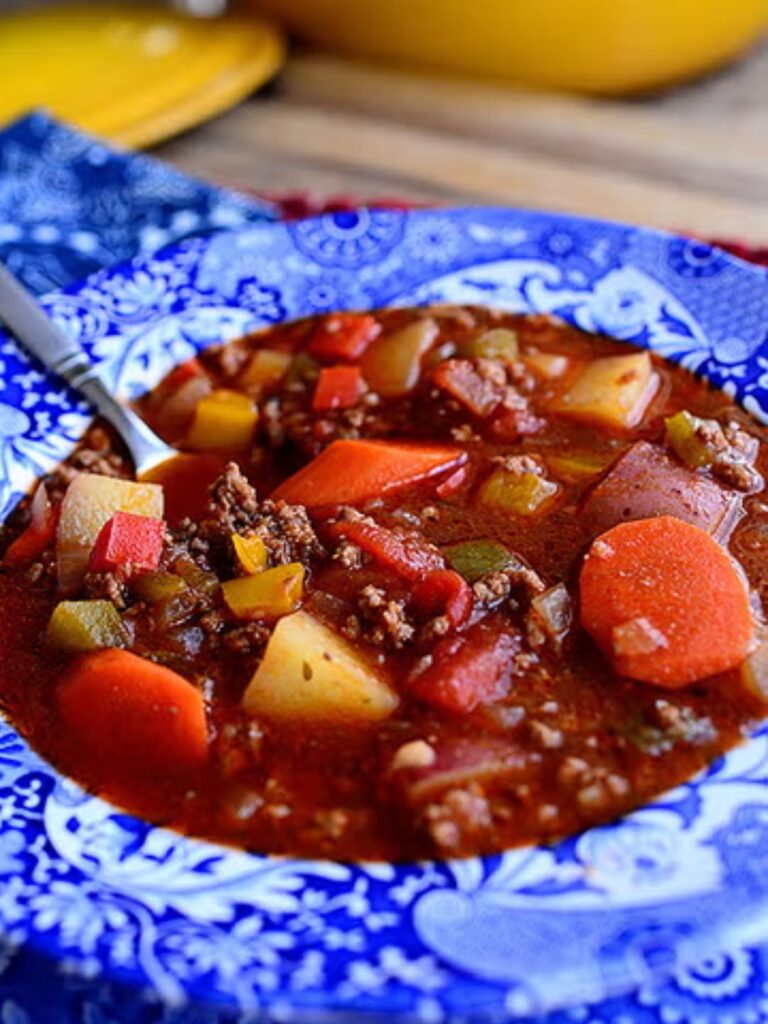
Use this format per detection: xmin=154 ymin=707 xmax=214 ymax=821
xmin=306 ymin=313 xmax=381 ymax=361
xmin=327 ymin=519 xmax=444 ymax=583
xmin=412 ymin=569 xmax=474 ymax=628
xmin=312 ymin=365 xmax=366 ymax=411
xmin=409 ymin=622 xmax=520 ymax=713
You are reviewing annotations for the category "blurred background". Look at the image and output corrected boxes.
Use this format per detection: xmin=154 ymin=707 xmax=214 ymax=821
xmin=1 ymin=0 xmax=767 ymax=239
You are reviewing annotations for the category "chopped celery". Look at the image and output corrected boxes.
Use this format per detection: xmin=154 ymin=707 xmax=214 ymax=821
xmin=173 ymin=555 xmax=220 ymax=595
xmin=478 ymin=465 xmax=558 ymax=516
xmin=285 ymin=352 xmax=320 ymax=386
xmin=442 ymin=539 xmax=513 ymax=582
xmin=187 ymin=389 xmax=258 ymax=453
xmin=461 ymin=327 xmax=519 ymax=361
xmin=222 ymin=563 xmax=304 ymax=619
xmin=47 ymin=600 xmax=128 ymax=652
xmin=132 ymin=571 xmax=187 ymax=603
xmin=665 ymin=410 xmax=715 ymax=468
xmin=232 ymin=533 xmax=268 ymax=575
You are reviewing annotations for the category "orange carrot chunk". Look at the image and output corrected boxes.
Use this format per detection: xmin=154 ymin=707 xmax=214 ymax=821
xmin=57 ymin=649 xmax=208 ymax=779
xmin=271 ymin=439 xmax=465 ymax=508
xmin=580 ymin=516 xmax=754 ymax=688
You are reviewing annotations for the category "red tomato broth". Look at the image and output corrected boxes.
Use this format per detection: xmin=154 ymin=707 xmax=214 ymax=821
xmin=0 ymin=306 xmax=766 ymax=861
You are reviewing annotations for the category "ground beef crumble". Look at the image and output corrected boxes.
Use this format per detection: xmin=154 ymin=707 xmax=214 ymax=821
xmin=357 ymin=584 xmax=415 ymax=648
xmin=473 ymin=560 xmax=546 ymax=608
xmin=202 ymin=463 xmax=325 ymax=567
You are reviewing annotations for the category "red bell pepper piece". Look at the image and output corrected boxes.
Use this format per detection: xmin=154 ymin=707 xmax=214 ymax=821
xmin=412 ymin=569 xmax=474 ymax=628
xmin=271 ymin=439 xmax=466 ymax=508
xmin=2 ymin=485 xmax=58 ymax=567
xmin=409 ymin=622 xmax=520 ymax=714
xmin=326 ymin=520 xmax=444 ymax=583
xmin=307 ymin=313 xmax=381 ymax=362
xmin=88 ymin=511 xmax=165 ymax=574
xmin=312 ymin=366 xmax=366 ymax=411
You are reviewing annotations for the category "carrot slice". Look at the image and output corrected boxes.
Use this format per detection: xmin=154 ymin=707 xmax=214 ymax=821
xmin=580 ymin=516 xmax=754 ymax=687
xmin=272 ymin=439 xmax=465 ymax=508
xmin=57 ymin=649 xmax=208 ymax=778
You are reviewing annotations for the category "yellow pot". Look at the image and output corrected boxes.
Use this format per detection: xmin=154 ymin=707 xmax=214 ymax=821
xmin=245 ymin=0 xmax=766 ymax=94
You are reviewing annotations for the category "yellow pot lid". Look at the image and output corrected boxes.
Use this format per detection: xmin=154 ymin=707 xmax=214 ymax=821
xmin=0 ymin=4 xmax=285 ymax=148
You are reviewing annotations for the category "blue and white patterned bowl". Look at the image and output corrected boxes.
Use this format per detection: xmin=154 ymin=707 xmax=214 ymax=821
xmin=1 ymin=208 xmax=768 ymax=1024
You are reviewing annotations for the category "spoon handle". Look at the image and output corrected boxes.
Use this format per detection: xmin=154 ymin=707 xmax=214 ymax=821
xmin=0 ymin=261 xmax=175 ymax=475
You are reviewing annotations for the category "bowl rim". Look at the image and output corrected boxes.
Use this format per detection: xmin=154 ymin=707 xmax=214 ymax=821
xmin=1 ymin=205 xmax=768 ymax=1021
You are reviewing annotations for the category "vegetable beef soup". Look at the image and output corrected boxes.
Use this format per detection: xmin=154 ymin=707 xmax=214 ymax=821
xmin=1 ymin=306 xmax=767 ymax=860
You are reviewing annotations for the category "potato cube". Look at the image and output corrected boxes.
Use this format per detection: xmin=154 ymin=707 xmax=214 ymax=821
xmin=57 ymin=474 xmax=163 ymax=593
xmin=550 ymin=352 xmax=658 ymax=430
xmin=243 ymin=611 xmax=399 ymax=722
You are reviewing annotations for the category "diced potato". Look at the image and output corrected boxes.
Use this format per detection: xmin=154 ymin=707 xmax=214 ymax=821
xmin=222 ymin=563 xmax=304 ymax=619
xmin=187 ymin=389 xmax=258 ymax=453
xmin=47 ymin=600 xmax=128 ymax=652
xmin=478 ymin=464 xmax=558 ymax=516
xmin=232 ymin=533 xmax=268 ymax=575
xmin=461 ymin=328 xmax=519 ymax=361
xmin=57 ymin=474 xmax=164 ymax=593
xmin=243 ymin=610 xmax=399 ymax=722
xmin=361 ymin=318 xmax=439 ymax=397
xmin=550 ymin=352 xmax=658 ymax=430
xmin=522 ymin=352 xmax=569 ymax=379
xmin=239 ymin=349 xmax=292 ymax=396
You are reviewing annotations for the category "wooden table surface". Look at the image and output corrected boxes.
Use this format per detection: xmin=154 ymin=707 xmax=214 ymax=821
xmin=158 ymin=44 xmax=768 ymax=243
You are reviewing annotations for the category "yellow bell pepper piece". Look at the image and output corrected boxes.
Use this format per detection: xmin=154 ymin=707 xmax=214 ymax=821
xmin=47 ymin=600 xmax=128 ymax=652
xmin=232 ymin=533 xmax=268 ymax=575
xmin=550 ymin=352 xmax=658 ymax=431
xmin=187 ymin=389 xmax=258 ymax=453
xmin=222 ymin=563 xmax=304 ymax=619
xmin=478 ymin=465 xmax=558 ymax=516
xmin=239 ymin=349 xmax=292 ymax=396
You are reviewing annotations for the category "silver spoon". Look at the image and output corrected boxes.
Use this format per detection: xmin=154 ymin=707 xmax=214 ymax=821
xmin=0 ymin=261 xmax=177 ymax=477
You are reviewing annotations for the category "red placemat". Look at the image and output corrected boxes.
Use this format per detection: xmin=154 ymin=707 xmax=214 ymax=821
xmin=262 ymin=190 xmax=768 ymax=269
